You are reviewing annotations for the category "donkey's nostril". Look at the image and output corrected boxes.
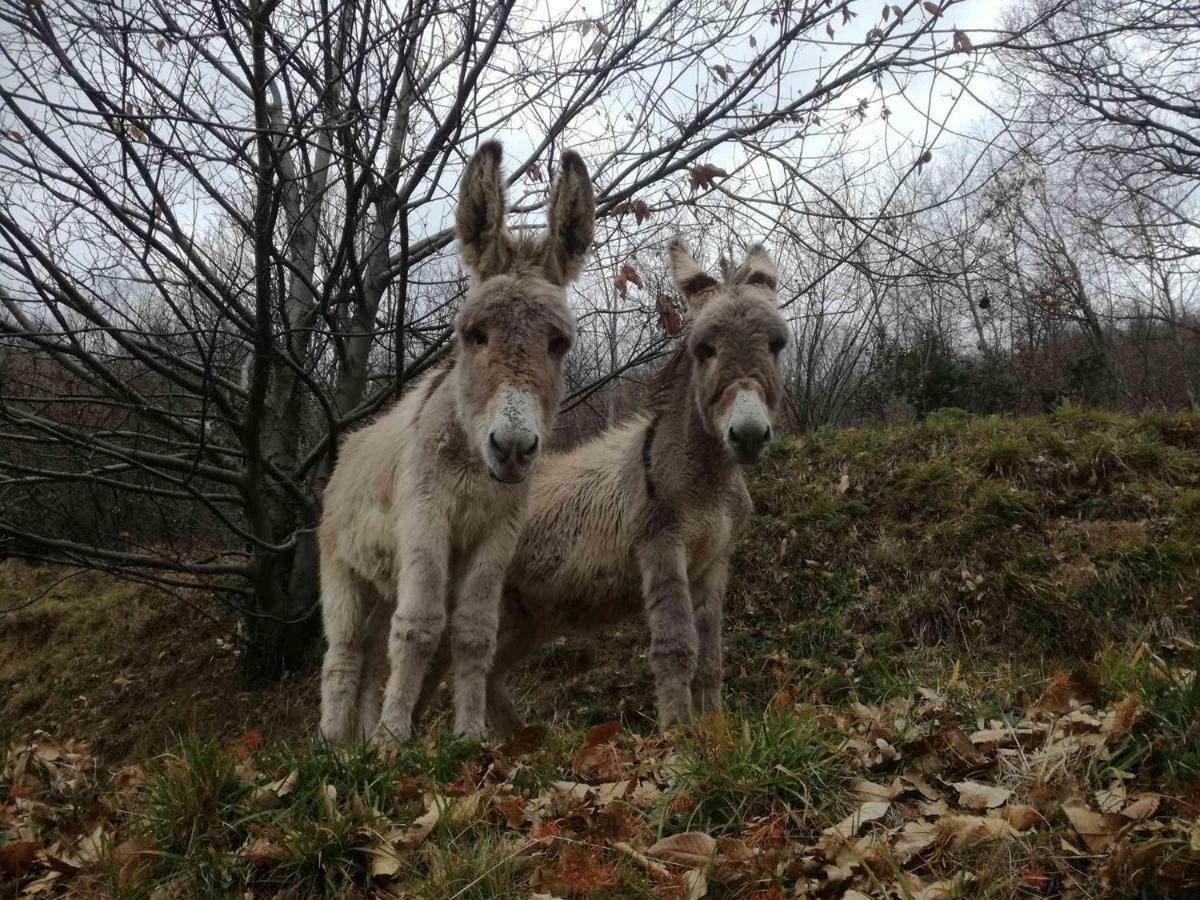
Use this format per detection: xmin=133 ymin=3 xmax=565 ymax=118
xmin=729 ymin=423 xmax=770 ymax=449
xmin=520 ymin=434 xmax=540 ymax=458
xmin=489 ymin=431 xmax=503 ymax=452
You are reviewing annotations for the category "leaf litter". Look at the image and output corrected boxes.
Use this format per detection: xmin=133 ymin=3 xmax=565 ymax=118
xmin=2 ymin=655 xmax=1199 ymax=897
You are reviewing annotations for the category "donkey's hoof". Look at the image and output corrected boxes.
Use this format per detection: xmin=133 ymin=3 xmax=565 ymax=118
xmin=371 ymin=718 xmax=413 ymax=745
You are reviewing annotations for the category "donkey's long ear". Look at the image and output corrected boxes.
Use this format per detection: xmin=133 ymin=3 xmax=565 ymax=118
xmin=669 ymin=238 xmax=719 ymax=314
xmin=541 ymin=150 xmax=595 ymax=285
xmin=731 ymin=244 xmax=779 ymax=300
xmin=457 ymin=141 xmax=511 ymax=278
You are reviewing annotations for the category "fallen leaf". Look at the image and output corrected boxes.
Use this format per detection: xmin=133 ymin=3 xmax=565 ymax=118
xmin=847 ymin=777 xmax=902 ymax=801
xmin=824 ymin=801 xmax=891 ymax=840
xmin=935 ymin=814 xmax=1017 ymax=848
xmin=682 ymin=866 xmax=709 ymax=899
xmin=892 ymin=820 xmax=939 ymax=862
xmin=498 ymin=724 xmax=547 ymax=756
xmin=0 ymin=840 xmax=41 ymax=876
xmin=114 ymin=837 xmax=155 ymax=890
xmin=952 ymin=780 xmax=1012 ymax=810
xmin=647 ymin=832 xmax=717 ymax=868
xmin=995 ymin=804 xmax=1041 ymax=830
xmin=1062 ymin=801 xmax=1121 ymax=852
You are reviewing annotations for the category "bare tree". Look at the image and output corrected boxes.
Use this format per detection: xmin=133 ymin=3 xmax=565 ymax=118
xmin=0 ymin=0 xmax=1046 ymax=680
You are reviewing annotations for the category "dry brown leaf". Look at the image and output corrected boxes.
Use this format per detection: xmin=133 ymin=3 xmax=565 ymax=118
xmin=689 ymin=163 xmax=727 ymax=191
xmin=630 ymin=778 xmax=665 ymax=807
xmin=1062 ymin=801 xmax=1122 ymax=852
xmin=498 ymin=724 xmax=547 ymax=757
xmin=390 ymin=796 xmax=444 ymax=849
xmin=923 ymin=2 xmax=943 ymax=17
xmin=952 ymin=780 xmax=1012 ymax=810
xmin=647 ymin=832 xmax=717 ymax=868
xmin=920 ymin=798 xmax=952 ymax=817
xmin=594 ymin=780 xmax=630 ymax=807
xmin=847 ymin=777 xmax=899 ymax=800
xmin=656 ymin=293 xmax=682 ymax=336
xmin=892 ymin=820 xmax=939 ymax=862
xmin=935 ymin=814 xmax=1017 ymax=848
xmin=824 ymin=800 xmax=891 ymax=840
xmin=242 ymin=834 xmax=288 ymax=866
xmin=682 ymin=866 xmax=709 ymax=899
xmin=1119 ymin=793 xmax=1161 ymax=821
xmin=902 ymin=772 xmax=942 ymax=800
xmin=994 ymin=804 xmax=1041 ymax=830
xmin=0 ymin=840 xmax=41 ymax=876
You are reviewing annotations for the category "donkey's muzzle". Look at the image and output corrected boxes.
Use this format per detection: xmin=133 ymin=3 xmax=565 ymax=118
xmin=723 ymin=388 xmax=773 ymax=464
xmin=484 ymin=387 xmax=543 ymax=483
xmin=727 ymin=422 xmax=772 ymax=464
xmin=487 ymin=431 xmax=539 ymax=482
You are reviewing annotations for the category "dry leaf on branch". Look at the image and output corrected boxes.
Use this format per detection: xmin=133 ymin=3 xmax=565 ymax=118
xmin=612 ymin=266 xmax=644 ymax=300
xmin=689 ymin=163 xmax=727 ymax=191
xmin=656 ymin=293 xmax=682 ymax=335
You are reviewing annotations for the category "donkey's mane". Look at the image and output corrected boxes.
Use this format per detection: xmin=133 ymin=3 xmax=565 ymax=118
xmin=644 ymin=331 xmax=693 ymax=414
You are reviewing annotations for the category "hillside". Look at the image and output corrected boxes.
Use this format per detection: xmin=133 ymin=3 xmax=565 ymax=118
xmin=2 ymin=409 xmax=1198 ymax=897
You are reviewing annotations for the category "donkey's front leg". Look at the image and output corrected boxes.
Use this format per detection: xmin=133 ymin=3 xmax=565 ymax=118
xmin=637 ymin=538 xmax=699 ymax=727
xmin=691 ymin=558 xmax=729 ymax=715
xmin=450 ymin=525 xmax=518 ymax=739
xmin=376 ymin=517 xmax=449 ymax=742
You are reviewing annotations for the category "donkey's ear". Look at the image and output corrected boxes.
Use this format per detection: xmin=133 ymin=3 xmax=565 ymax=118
xmin=457 ymin=141 xmax=511 ymax=278
xmin=731 ymin=244 xmax=779 ymax=299
xmin=668 ymin=238 xmax=719 ymax=313
xmin=541 ymin=150 xmax=595 ymax=285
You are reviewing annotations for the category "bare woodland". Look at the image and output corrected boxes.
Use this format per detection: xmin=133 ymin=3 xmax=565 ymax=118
xmin=1 ymin=0 xmax=1197 ymax=680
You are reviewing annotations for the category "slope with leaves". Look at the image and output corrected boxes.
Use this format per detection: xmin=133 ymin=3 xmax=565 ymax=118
xmin=2 ymin=648 xmax=1199 ymax=897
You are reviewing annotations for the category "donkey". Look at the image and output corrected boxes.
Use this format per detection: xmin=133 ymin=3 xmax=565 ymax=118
xmin=318 ymin=141 xmax=594 ymax=743
xmin=408 ymin=240 xmax=787 ymax=733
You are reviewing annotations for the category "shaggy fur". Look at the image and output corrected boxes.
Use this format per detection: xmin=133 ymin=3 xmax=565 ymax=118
xmin=412 ymin=241 xmax=788 ymax=732
xmin=318 ymin=142 xmax=594 ymax=743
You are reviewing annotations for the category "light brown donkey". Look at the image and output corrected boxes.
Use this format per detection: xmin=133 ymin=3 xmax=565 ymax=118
xmin=318 ymin=141 xmax=594 ymax=743
xmin=412 ymin=240 xmax=788 ymax=733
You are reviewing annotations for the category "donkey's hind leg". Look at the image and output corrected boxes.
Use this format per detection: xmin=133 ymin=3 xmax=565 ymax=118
xmin=320 ymin=560 xmax=370 ymax=744
xmin=485 ymin=619 xmax=537 ymax=738
xmin=354 ymin=596 xmax=392 ymax=739
xmin=486 ymin=672 xmax=523 ymax=738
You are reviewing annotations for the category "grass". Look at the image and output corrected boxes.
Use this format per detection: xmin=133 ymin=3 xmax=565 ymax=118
xmin=659 ymin=709 xmax=848 ymax=835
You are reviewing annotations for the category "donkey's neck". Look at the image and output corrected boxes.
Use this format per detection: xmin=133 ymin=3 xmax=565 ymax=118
xmin=656 ymin=361 xmax=735 ymax=485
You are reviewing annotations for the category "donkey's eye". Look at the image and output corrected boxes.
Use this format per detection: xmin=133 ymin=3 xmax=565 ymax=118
xmin=769 ymin=335 xmax=787 ymax=356
xmin=694 ymin=342 xmax=716 ymax=362
xmin=548 ymin=333 xmax=571 ymax=359
xmin=464 ymin=326 xmax=488 ymax=348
